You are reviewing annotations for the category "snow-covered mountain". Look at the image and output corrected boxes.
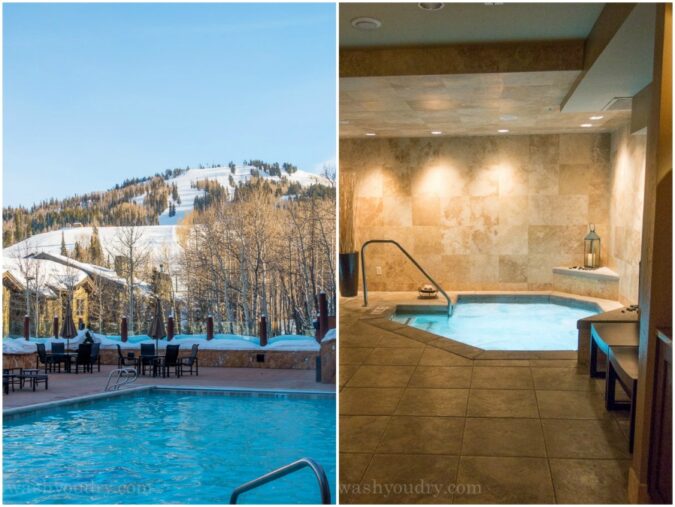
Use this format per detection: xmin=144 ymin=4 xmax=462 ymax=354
xmin=134 ymin=165 xmax=330 ymax=225
xmin=3 ymin=164 xmax=330 ymax=264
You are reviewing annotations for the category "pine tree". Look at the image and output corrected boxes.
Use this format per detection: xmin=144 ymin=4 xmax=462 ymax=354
xmin=73 ymin=241 xmax=84 ymax=261
xmin=60 ymin=231 xmax=68 ymax=256
xmin=89 ymin=225 xmax=103 ymax=265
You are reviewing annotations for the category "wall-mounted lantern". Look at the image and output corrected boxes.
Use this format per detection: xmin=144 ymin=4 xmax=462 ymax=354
xmin=584 ymin=224 xmax=601 ymax=269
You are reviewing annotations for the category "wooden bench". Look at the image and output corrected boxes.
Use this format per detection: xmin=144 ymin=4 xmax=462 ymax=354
xmin=606 ymin=346 xmax=639 ymax=452
xmin=590 ymin=322 xmax=639 ymax=378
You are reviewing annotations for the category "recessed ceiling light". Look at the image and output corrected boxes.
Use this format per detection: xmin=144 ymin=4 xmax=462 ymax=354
xmin=499 ymin=114 xmax=518 ymax=121
xmin=589 ymin=115 xmax=604 ymax=120
xmin=419 ymin=3 xmax=444 ymax=11
xmin=351 ymin=17 xmax=382 ymax=30
xmin=580 ymin=123 xmax=593 ymax=128
xmin=365 ymin=132 xmax=377 ymax=136
xmin=498 ymin=129 xmax=509 ymax=133
xmin=431 ymin=131 xmax=443 ymax=135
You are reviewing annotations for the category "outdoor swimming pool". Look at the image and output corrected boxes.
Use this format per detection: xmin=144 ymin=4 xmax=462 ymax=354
xmin=392 ymin=298 xmax=599 ymax=350
xmin=3 ymin=389 xmax=335 ymax=504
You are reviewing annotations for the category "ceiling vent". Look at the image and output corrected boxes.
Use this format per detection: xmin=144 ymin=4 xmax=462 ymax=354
xmin=602 ymin=97 xmax=633 ymax=111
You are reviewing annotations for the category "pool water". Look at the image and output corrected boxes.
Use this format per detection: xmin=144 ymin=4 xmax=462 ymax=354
xmin=3 ymin=390 xmax=335 ymax=504
xmin=392 ymin=301 xmax=597 ymax=350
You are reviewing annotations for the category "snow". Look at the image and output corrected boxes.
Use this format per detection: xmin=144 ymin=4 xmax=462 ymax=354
xmin=3 ymin=256 xmax=89 ymax=295
xmin=3 ymin=225 xmax=184 ymax=265
xmin=133 ymin=165 xmax=330 ymax=226
xmin=322 ymin=329 xmax=336 ymax=343
xmin=3 ymin=330 xmax=320 ymax=354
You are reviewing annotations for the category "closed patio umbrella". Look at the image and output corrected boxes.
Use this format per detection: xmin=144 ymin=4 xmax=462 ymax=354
xmin=60 ymin=299 xmax=78 ymax=352
xmin=148 ymin=297 xmax=167 ymax=352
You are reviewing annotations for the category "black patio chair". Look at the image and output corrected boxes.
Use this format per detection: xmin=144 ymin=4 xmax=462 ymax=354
xmin=140 ymin=343 xmax=156 ymax=376
xmin=90 ymin=343 xmax=101 ymax=372
xmin=73 ymin=343 xmax=93 ymax=374
xmin=116 ymin=344 xmax=136 ymax=369
xmin=36 ymin=344 xmax=57 ymax=373
xmin=51 ymin=342 xmax=67 ymax=372
xmin=3 ymin=368 xmax=24 ymax=393
xmin=158 ymin=344 xmax=181 ymax=378
xmin=179 ymin=344 xmax=199 ymax=376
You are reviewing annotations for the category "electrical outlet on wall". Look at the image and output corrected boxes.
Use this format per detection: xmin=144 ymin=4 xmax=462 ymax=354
xmin=376 ymin=266 xmax=382 ymax=275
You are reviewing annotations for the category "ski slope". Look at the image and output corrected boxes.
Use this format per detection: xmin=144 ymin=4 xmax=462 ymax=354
xmin=134 ymin=165 xmax=330 ymax=225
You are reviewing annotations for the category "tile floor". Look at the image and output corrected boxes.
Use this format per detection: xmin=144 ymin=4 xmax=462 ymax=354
xmin=339 ymin=295 xmax=632 ymax=504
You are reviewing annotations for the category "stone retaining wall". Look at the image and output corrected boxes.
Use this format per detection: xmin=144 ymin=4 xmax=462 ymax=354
xmin=4 ymin=348 xmax=319 ymax=371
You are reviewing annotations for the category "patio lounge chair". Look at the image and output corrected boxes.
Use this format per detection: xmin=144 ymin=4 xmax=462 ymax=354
xmin=158 ymin=344 xmax=181 ymax=378
xmin=179 ymin=344 xmax=199 ymax=376
xmin=140 ymin=343 xmax=156 ymax=376
xmin=73 ymin=343 xmax=93 ymax=374
xmin=36 ymin=344 xmax=57 ymax=373
xmin=18 ymin=368 xmax=48 ymax=391
xmin=90 ymin=343 xmax=101 ymax=372
xmin=3 ymin=368 xmax=24 ymax=393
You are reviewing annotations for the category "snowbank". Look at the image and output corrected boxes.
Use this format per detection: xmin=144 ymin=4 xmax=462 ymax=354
xmin=3 ymin=330 xmax=320 ymax=354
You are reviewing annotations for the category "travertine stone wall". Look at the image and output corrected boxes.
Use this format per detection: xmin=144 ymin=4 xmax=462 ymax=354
xmin=341 ymin=134 xmax=612 ymax=292
xmin=608 ymin=125 xmax=646 ymax=305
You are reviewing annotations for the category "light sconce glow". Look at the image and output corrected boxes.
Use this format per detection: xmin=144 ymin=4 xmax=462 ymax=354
xmin=589 ymin=115 xmax=604 ymax=120
xmin=498 ymin=129 xmax=509 ymax=133
xmin=431 ymin=131 xmax=443 ymax=135
xmin=580 ymin=123 xmax=593 ymax=128
xmin=365 ymin=132 xmax=377 ymax=136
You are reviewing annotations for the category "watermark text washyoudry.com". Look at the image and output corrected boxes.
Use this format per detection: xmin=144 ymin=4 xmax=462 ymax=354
xmin=340 ymin=479 xmax=481 ymax=499
xmin=3 ymin=481 xmax=152 ymax=498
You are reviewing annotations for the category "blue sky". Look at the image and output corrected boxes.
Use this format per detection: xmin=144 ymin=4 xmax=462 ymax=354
xmin=3 ymin=3 xmax=336 ymax=207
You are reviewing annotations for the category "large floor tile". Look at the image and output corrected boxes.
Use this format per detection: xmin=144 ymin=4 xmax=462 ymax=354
xmin=357 ymin=454 xmax=459 ymax=503
xmin=340 ymin=415 xmax=390 ymax=453
xmin=341 ymin=332 xmax=382 ymax=348
xmin=340 ymin=388 xmax=404 ymax=415
xmin=341 ymin=347 xmax=376 ymax=365
xmin=473 ymin=359 xmax=530 ymax=367
xmin=454 ymin=456 xmax=555 ymax=504
xmin=549 ymin=458 xmax=630 ymax=503
xmin=531 ymin=367 xmax=604 ymax=392
xmin=471 ymin=367 xmax=534 ymax=389
xmin=377 ymin=416 xmax=465 ymax=455
xmin=396 ymin=388 xmax=469 ymax=416
xmin=339 ymin=453 xmax=373 ymax=487
xmin=364 ymin=347 xmax=424 ymax=366
xmin=340 ymin=364 xmax=360 ymax=387
xmin=466 ymin=389 xmax=539 ymax=418
xmin=409 ymin=366 xmax=473 ymax=388
xmin=347 ymin=365 xmax=416 ymax=388
xmin=419 ymin=347 xmax=474 ymax=366
xmin=542 ymin=419 xmax=631 ymax=459
xmin=376 ymin=334 xmax=426 ymax=348
xmin=536 ymin=390 xmax=607 ymax=419
xmin=461 ymin=417 xmax=546 ymax=457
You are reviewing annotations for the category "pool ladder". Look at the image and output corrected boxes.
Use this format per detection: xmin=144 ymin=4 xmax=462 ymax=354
xmin=361 ymin=239 xmax=453 ymax=316
xmin=230 ymin=457 xmax=331 ymax=504
xmin=104 ymin=368 xmax=138 ymax=392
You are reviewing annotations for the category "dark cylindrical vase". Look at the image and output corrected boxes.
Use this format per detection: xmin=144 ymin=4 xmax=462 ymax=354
xmin=339 ymin=252 xmax=359 ymax=297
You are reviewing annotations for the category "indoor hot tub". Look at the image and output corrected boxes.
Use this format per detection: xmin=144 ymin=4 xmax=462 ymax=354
xmin=391 ymin=295 xmax=602 ymax=351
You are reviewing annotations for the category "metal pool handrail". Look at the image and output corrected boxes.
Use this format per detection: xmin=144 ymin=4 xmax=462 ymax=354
xmin=229 ymin=457 xmax=331 ymax=504
xmin=361 ymin=239 xmax=453 ymax=316
xmin=104 ymin=368 xmax=138 ymax=392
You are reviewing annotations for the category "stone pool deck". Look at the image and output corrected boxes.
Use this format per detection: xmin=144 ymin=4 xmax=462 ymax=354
xmin=3 ymin=365 xmax=333 ymax=410
xmin=339 ymin=292 xmax=632 ymax=504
